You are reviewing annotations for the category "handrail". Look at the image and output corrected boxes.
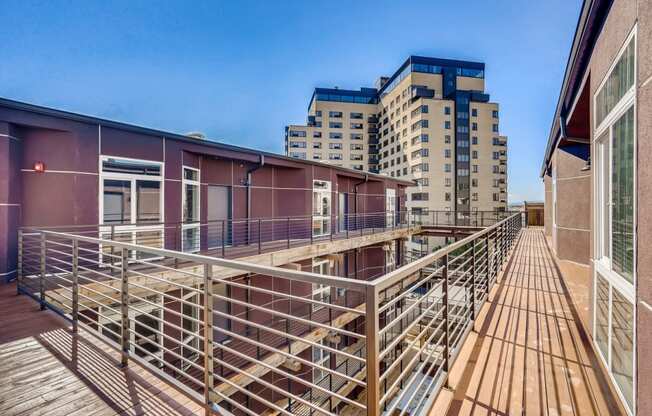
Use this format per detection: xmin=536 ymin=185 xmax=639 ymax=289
xmin=373 ymin=212 xmax=520 ymax=291
xmin=17 ymin=210 xmax=524 ymax=416
xmin=21 ymin=227 xmax=372 ymax=291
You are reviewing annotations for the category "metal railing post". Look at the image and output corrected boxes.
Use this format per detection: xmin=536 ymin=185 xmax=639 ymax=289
xmin=72 ymin=239 xmax=79 ymax=333
xmin=110 ymin=224 xmax=116 ymax=274
xmin=222 ymin=220 xmax=226 ymax=258
xmin=471 ymin=239 xmax=476 ymax=321
xmin=17 ymin=229 xmax=22 ymax=294
xmin=39 ymin=233 xmax=46 ymax=310
xmin=258 ymin=218 xmax=262 ymax=254
xmin=485 ymin=234 xmax=491 ymax=297
xmin=365 ymin=285 xmax=380 ymax=416
xmin=203 ymin=263 xmax=215 ymax=416
xmin=120 ymin=247 xmax=129 ymax=367
xmin=442 ymin=254 xmax=450 ymax=383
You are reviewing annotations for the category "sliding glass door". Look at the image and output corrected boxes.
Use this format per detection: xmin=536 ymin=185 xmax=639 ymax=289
xmin=100 ymin=156 xmax=164 ymax=259
xmin=182 ymin=167 xmax=201 ymax=252
xmin=593 ymin=30 xmax=636 ymax=414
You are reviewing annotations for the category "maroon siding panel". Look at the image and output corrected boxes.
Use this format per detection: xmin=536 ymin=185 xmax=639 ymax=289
xmin=21 ymin=127 xmax=98 ymax=173
xmin=21 ymin=173 xmax=98 ymax=227
xmin=202 ymin=159 xmax=233 ymax=185
xmin=100 ymin=126 xmax=163 ymax=162
xmin=0 ymin=102 xmax=408 ymax=279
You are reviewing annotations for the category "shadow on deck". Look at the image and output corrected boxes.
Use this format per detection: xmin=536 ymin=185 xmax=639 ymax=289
xmin=0 ymin=282 xmax=203 ymax=416
xmin=436 ymin=228 xmax=625 ymax=416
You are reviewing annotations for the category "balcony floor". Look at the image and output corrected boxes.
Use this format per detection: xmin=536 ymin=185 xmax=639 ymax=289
xmin=0 ymin=283 xmax=203 ymax=416
xmin=439 ymin=228 xmax=625 ymax=416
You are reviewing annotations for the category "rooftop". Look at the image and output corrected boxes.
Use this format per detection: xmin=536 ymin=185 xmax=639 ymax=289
xmin=1 ymin=213 xmax=626 ymax=415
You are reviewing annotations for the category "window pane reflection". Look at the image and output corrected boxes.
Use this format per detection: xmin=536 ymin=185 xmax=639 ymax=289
xmin=595 ymin=274 xmax=610 ymax=360
xmin=136 ymin=181 xmax=160 ymax=223
xmin=611 ymin=289 xmax=634 ymax=412
xmin=103 ymin=180 xmax=131 ymax=224
xmin=611 ymin=107 xmax=634 ymax=283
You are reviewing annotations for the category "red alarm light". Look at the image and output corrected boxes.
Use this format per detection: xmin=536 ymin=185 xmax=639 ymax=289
xmin=33 ymin=161 xmax=45 ymax=173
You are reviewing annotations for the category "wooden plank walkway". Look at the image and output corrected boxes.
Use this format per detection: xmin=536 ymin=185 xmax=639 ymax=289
xmin=0 ymin=282 xmax=204 ymax=416
xmin=438 ymin=228 xmax=625 ymax=416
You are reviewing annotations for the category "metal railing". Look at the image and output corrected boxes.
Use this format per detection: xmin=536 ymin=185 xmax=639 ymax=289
xmin=23 ymin=210 xmax=513 ymax=261
xmin=17 ymin=211 xmax=523 ymax=416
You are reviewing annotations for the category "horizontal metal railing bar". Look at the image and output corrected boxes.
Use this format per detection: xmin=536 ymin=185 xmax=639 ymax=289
xmin=124 ymin=326 xmax=206 ymax=374
xmin=21 ymin=210 xmax=417 ymax=230
xmin=208 ymin=276 xmax=363 ymax=316
xmin=18 ymin=212 xmax=522 ymax=416
xmin=380 ymin=304 xmax=445 ymax=382
xmin=212 ymin=354 xmax=337 ymax=416
xmin=374 ymin=213 xmax=520 ymax=291
xmin=26 ymin=228 xmax=373 ymax=291
xmin=385 ymin=327 xmax=447 ymax=412
xmin=449 ymin=255 xmax=473 ymax=277
xmin=131 ymin=257 xmax=205 ymax=280
xmin=72 ymin=318 xmax=206 ymax=403
xmin=214 ymin=339 xmax=366 ymax=411
xmin=127 ymin=340 xmax=206 ymax=388
xmin=75 ymin=270 xmax=122 ymax=292
xmin=210 ymin=305 xmax=366 ymax=364
xmin=126 ymin=267 xmax=205 ymax=295
xmin=125 ymin=292 xmax=206 ymax=332
xmin=379 ymin=292 xmax=444 ymax=361
xmin=211 ymin=369 xmax=296 ymax=416
xmin=377 ymin=263 xmax=445 ymax=314
xmin=126 ymin=281 xmax=206 ymax=313
xmin=208 ymin=317 xmax=367 ymax=389
xmin=380 ymin=316 xmax=446 ymax=407
xmin=397 ymin=342 xmax=446 ymax=416
xmin=378 ymin=277 xmax=444 ymax=337
xmin=210 ymin=291 xmax=365 ymax=341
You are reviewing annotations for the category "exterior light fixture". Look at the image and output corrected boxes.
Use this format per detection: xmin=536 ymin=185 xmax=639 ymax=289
xmin=33 ymin=161 xmax=45 ymax=173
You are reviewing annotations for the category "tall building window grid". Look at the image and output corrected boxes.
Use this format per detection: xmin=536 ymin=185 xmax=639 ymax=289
xmin=286 ymin=57 xmax=507 ymax=212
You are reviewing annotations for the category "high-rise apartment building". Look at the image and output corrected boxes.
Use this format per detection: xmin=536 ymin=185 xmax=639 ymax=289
xmin=285 ymin=56 xmax=508 ymax=214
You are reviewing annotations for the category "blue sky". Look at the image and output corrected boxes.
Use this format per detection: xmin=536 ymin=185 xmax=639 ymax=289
xmin=0 ymin=0 xmax=581 ymax=202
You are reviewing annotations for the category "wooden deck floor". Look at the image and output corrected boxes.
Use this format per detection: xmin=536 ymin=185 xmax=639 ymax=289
xmin=0 ymin=283 xmax=203 ymax=416
xmin=439 ymin=228 xmax=625 ymax=416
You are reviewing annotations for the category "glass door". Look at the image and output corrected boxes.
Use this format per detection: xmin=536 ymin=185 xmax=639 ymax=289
xmin=386 ymin=188 xmax=396 ymax=227
xmin=312 ymin=180 xmax=331 ymax=237
xmin=182 ymin=167 xmax=201 ymax=252
xmin=100 ymin=156 xmax=163 ymax=260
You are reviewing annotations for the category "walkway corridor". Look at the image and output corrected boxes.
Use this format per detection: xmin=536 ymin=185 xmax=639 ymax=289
xmin=442 ymin=228 xmax=625 ymax=416
xmin=0 ymin=283 xmax=203 ymax=416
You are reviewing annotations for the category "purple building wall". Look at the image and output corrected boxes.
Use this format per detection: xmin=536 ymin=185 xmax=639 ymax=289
xmin=0 ymin=98 xmax=409 ymax=281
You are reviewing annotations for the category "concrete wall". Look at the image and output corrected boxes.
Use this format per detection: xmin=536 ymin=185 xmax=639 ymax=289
xmin=544 ymin=174 xmax=552 ymax=236
xmin=549 ymin=145 xmax=591 ymax=264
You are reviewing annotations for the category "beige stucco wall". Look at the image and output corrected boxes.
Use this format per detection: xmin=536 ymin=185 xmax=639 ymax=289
xmin=550 ymin=147 xmax=591 ymax=264
xmin=286 ymin=65 xmax=507 ymax=215
xmin=544 ymin=174 xmax=552 ymax=236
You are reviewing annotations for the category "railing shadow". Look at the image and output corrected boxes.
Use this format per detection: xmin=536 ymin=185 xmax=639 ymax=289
xmin=444 ymin=229 xmax=625 ymax=416
xmin=34 ymin=327 xmax=201 ymax=416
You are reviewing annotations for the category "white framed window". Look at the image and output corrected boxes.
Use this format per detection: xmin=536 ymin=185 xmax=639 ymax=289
xmin=386 ymin=188 xmax=396 ymax=227
xmin=182 ymin=166 xmax=201 ymax=253
xmin=312 ymin=259 xmax=331 ymax=312
xmin=592 ymin=27 xmax=636 ymax=415
xmin=312 ymin=180 xmax=331 ymax=237
xmin=99 ymin=156 xmax=164 ymax=260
